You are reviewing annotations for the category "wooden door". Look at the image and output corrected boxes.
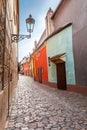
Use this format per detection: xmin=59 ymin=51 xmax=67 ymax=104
xmin=56 ymin=62 xmax=67 ymax=90
xmin=38 ymin=67 xmax=42 ymax=83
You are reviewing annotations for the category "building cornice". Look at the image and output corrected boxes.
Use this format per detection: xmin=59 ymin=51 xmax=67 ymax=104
xmin=45 ymin=23 xmax=72 ymax=41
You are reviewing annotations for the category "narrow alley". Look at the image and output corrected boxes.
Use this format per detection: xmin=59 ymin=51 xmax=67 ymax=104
xmin=5 ymin=75 xmax=87 ymax=130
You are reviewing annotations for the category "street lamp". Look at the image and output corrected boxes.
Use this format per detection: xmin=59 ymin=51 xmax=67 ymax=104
xmin=26 ymin=14 xmax=35 ymax=33
xmin=11 ymin=14 xmax=35 ymax=43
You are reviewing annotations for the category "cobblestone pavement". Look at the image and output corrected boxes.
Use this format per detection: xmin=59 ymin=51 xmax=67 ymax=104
xmin=5 ymin=75 xmax=87 ymax=130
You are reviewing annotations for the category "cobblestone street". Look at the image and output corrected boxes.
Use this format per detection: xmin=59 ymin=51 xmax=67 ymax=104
xmin=5 ymin=75 xmax=87 ymax=130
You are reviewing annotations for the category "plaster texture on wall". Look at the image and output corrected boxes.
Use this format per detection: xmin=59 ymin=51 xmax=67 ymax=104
xmin=46 ymin=25 xmax=75 ymax=84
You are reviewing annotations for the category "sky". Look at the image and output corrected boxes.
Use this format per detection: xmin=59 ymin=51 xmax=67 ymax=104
xmin=18 ymin=0 xmax=60 ymax=62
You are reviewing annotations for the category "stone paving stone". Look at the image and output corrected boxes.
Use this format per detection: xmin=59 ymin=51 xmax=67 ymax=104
xmin=29 ymin=122 xmax=38 ymax=129
xmin=51 ymin=128 xmax=58 ymax=130
xmin=36 ymin=128 xmax=44 ymax=130
xmin=21 ymin=127 xmax=29 ymax=130
xmin=5 ymin=75 xmax=87 ymax=130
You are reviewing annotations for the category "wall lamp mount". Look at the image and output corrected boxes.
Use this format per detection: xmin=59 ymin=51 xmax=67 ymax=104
xmin=11 ymin=14 xmax=35 ymax=43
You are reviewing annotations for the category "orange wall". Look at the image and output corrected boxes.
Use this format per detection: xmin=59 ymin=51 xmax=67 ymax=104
xmin=23 ymin=62 xmax=29 ymax=75
xmin=34 ymin=45 xmax=48 ymax=82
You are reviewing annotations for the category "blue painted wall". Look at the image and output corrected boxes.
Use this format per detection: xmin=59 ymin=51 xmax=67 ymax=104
xmin=46 ymin=25 xmax=76 ymax=84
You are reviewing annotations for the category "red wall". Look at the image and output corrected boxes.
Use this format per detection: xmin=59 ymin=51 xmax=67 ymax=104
xmin=34 ymin=45 xmax=48 ymax=82
xmin=23 ymin=62 xmax=29 ymax=75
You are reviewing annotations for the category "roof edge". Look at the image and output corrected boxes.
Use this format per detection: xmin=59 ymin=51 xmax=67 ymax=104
xmin=51 ymin=0 xmax=64 ymax=19
xmin=45 ymin=22 xmax=72 ymax=41
xmin=32 ymin=23 xmax=72 ymax=55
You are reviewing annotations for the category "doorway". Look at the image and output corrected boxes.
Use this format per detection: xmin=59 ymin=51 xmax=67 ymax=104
xmin=38 ymin=67 xmax=42 ymax=83
xmin=56 ymin=62 xmax=67 ymax=90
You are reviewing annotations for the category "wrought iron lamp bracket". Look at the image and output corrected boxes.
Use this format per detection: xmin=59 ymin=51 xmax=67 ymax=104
xmin=11 ymin=34 xmax=31 ymax=43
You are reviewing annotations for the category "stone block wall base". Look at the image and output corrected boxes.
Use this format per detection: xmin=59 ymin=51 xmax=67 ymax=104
xmin=42 ymin=80 xmax=87 ymax=96
xmin=67 ymin=85 xmax=87 ymax=96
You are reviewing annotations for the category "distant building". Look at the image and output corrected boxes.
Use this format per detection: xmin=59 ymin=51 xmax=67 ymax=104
xmin=29 ymin=53 xmax=34 ymax=77
xmin=19 ymin=60 xmax=24 ymax=75
xmin=20 ymin=56 xmax=29 ymax=76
